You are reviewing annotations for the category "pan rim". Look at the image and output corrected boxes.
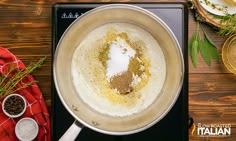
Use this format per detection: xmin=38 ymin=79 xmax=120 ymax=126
xmin=53 ymin=3 xmax=185 ymax=135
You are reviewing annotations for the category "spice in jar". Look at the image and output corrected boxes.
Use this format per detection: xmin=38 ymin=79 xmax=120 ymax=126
xmin=15 ymin=117 xmax=39 ymax=141
xmin=4 ymin=95 xmax=25 ymax=115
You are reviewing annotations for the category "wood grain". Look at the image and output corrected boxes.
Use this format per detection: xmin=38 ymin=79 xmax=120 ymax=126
xmin=0 ymin=0 xmax=236 ymax=140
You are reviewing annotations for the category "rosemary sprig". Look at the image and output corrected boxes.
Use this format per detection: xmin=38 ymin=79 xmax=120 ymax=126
xmin=0 ymin=57 xmax=46 ymax=98
xmin=218 ymin=14 xmax=236 ymax=36
xmin=189 ymin=22 xmax=219 ymax=67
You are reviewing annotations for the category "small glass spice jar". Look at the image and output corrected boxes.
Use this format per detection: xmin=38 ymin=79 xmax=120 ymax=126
xmin=2 ymin=94 xmax=27 ymax=118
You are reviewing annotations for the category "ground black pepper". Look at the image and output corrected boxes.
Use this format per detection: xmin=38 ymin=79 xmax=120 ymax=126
xmin=4 ymin=95 xmax=25 ymax=115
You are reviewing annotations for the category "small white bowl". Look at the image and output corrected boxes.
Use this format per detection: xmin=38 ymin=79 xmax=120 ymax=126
xmin=15 ymin=117 xmax=39 ymax=141
xmin=2 ymin=94 xmax=27 ymax=118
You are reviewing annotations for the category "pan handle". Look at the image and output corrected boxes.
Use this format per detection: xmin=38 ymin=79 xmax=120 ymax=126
xmin=59 ymin=120 xmax=84 ymax=141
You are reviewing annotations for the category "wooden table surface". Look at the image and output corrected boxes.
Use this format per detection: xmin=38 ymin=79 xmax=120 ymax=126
xmin=0 ymin=0 xmax=236 ymax=140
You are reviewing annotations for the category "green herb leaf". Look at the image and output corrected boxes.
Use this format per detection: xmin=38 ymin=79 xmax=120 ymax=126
xmin=189 ymin=23 xmax=200 ymax=68
xmin=189 ymin=31 xmax=198 ymax=50
xmin=209 ymin=45 xmax=219 ymax=61
xmin=191 ymin=40 xmax=199 ymax=68
xmin=203 ymin=32 xmax=219 ymax=61
xmin=199 ymin=40 xmax=211 ymax=66
xmin=204 ymin=32 xmax=215 ymax=47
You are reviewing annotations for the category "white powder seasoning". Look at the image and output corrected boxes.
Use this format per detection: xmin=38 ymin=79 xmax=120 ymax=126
xmin=15 ymin=118 xmax=39 ymax=141
xmin=106 ymin=37 xmax=136 ymax=80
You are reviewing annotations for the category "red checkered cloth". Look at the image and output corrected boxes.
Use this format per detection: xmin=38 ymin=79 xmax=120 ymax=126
xmin=0 ymin=47 xmax=50 ymax=141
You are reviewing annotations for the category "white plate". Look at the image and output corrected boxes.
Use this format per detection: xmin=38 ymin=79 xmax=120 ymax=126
xmin=199 ymin=0 xmax=236 ymax=16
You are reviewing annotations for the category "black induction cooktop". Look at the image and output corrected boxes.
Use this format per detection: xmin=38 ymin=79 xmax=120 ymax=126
xmin=52 ymin=3 xmax=189 ymax=141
